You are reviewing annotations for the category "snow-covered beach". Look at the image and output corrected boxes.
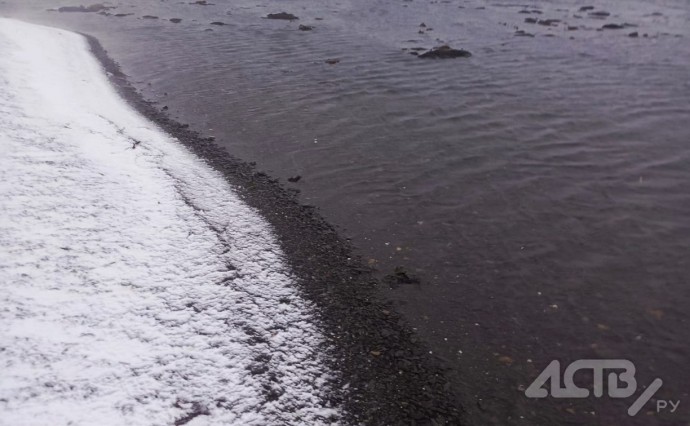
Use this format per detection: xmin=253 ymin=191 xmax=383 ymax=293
xmin=0 ymin=18 xmax=340 ymax=425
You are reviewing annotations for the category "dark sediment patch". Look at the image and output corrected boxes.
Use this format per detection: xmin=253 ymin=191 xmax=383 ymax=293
xmin=83 ymin=34 xmax=464 ymax=425
xmin=210 ymin=21 xmax=226 ymax=26
xmin=170 ymin=18 xmax=182 ymax=23
xmin=298 ymin=24 xmax=314 ymax=31
xmin=142 ymin=15 xmax=159 ymax=20
xmin=419 ymin=45 xmax=471 ymax=59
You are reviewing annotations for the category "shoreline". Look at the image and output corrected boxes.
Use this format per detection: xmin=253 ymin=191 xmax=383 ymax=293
xmin=84 ymin=32 xmax=464 ymax=424
xmin=0 ymin=18 xmax=340 ymax=424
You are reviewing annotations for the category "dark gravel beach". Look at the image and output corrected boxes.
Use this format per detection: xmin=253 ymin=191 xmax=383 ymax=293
xmin=2 ymin=0 xmax=689 ymax=424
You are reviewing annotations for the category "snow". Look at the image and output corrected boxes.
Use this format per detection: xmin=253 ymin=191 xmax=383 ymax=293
xmin=0 ymin=18 xmax=340 ymax=425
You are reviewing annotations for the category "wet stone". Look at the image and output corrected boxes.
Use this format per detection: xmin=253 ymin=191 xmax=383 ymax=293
xmin=418 ymin=45 xmax=471 ymax=59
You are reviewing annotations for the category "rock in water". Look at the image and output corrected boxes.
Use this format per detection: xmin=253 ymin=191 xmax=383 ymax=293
xmin=589 ymin=11 xmax=611 ymax=17
xmin=266 ymin=12 xmax=299 ymax=21
xmin=602 ymin=23 xmax=625 ymax=30
xmin=418 ymin=45 xmax=471 ymax=59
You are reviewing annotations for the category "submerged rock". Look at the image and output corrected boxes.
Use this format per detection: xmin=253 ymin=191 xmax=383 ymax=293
xmin=384 ymin=267 xmax=420 ymax=287
xmin=266 ymin=12 xmax=299 ymax=21
xmin=418 ymin=45 xmax=471 ymax=59
xmin=589 ymin=11 xmax=611 ymax=18
xmin=514 ymin=30 xmax=535 ymax=37
xmin=537 ymin=18 xmax=561 ymax=26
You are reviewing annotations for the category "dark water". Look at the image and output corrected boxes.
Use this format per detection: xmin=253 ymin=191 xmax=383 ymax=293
xmin=2 ymin=0 xmax=689 ymax=424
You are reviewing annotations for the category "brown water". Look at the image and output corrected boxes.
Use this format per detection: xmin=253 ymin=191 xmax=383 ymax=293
xmin=2 ymin=0 xmax=689 ymax=424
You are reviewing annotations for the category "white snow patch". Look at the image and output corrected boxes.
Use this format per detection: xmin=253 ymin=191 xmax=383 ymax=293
xmin=0 ymin=18 xmax=340 ymax=425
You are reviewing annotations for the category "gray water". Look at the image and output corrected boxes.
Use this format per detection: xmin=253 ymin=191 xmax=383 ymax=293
xmin=2 ymin=0 xmax=689 ymax=424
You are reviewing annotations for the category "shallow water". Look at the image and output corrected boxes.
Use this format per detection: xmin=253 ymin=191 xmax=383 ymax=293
xmin=2 ymin=0 xmax=689 ymax=424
